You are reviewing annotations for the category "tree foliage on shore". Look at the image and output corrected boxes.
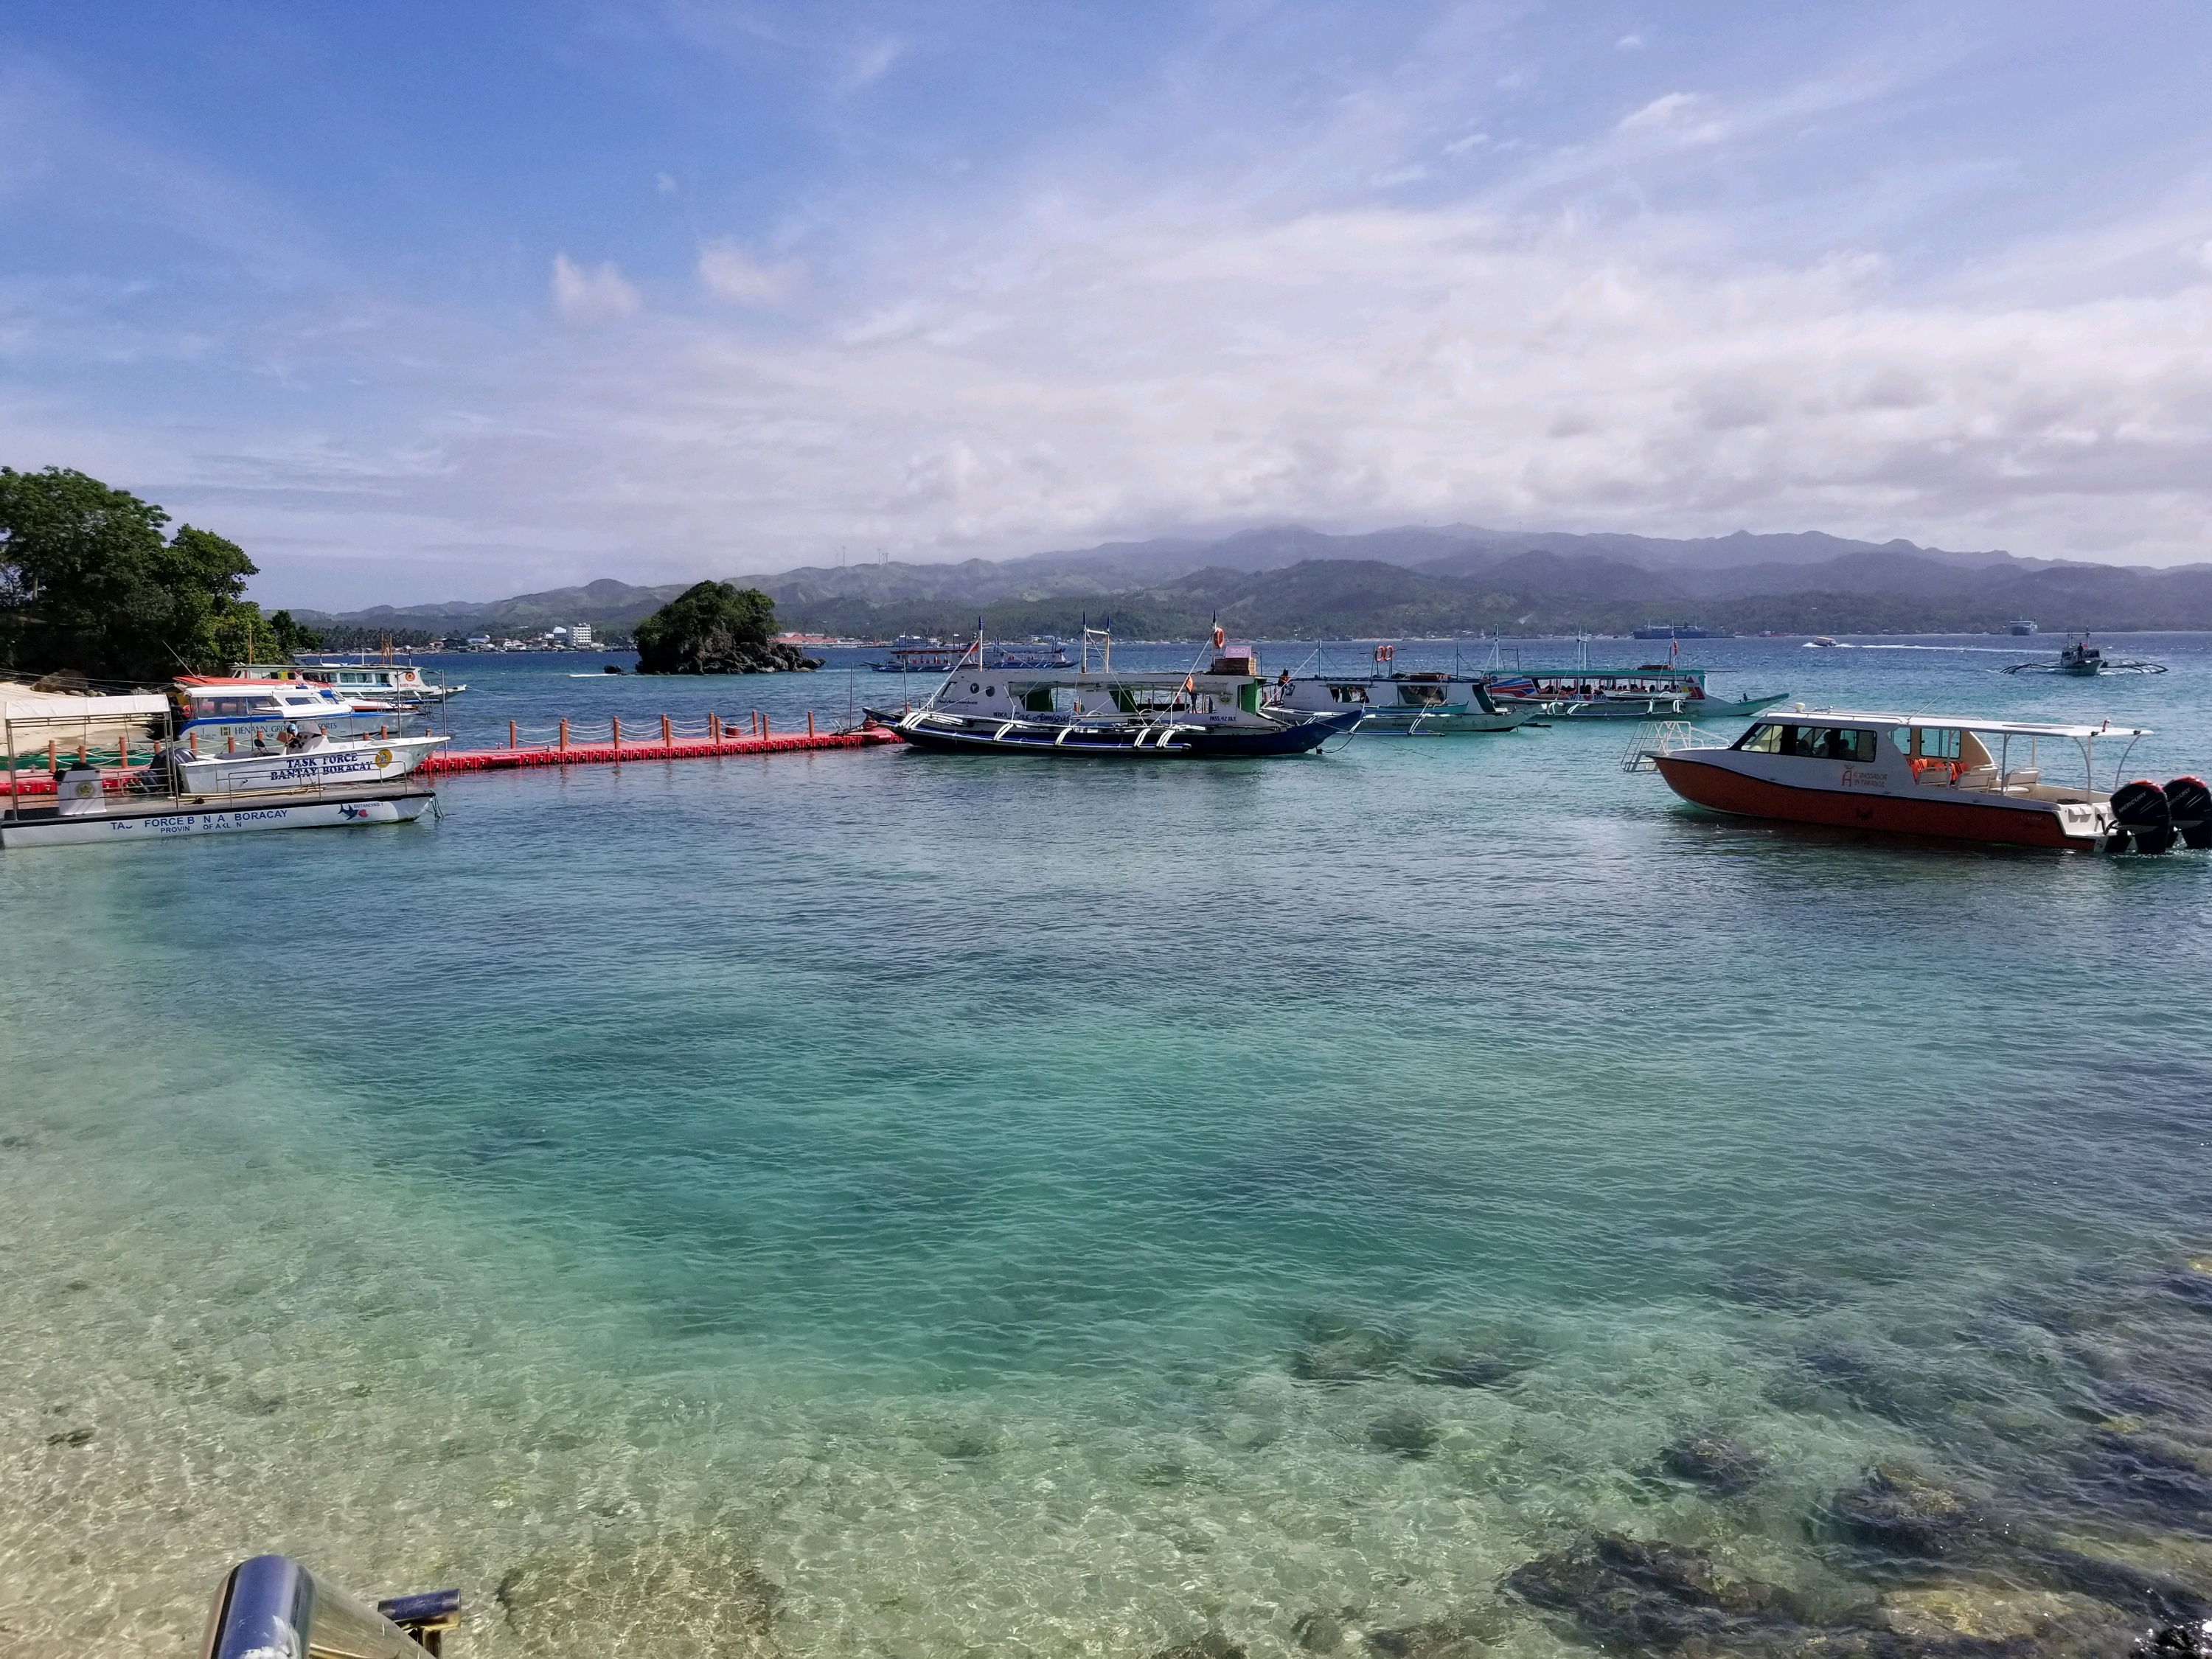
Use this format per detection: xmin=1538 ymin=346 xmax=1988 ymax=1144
xmin=633 ymin=580 xmax=817 ymax=673
xmin=0 ymin=466 xmax=317 ymax=681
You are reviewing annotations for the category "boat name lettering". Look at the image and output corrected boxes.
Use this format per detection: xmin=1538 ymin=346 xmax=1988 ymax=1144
xmin=1839 ymin=768 xmax=1889 ymax=788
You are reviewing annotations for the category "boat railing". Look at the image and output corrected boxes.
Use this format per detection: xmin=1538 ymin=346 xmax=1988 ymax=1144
xmin=201 ymin=1554 xmax=459 ymax=1658
xmin=1621 ymin=719 xmax=1732 ymax=771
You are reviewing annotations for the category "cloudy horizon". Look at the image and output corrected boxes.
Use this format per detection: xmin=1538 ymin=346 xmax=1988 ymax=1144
xmin=4 ymin=2 xmax=2211 ymax=609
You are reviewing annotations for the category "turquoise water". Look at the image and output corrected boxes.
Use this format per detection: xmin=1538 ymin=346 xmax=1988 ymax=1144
xmin=5 ymin=636 xmax=2212 ymax=1656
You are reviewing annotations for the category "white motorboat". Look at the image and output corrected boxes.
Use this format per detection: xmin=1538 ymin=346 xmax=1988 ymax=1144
xmin=239 ymin=655 xmax=465 ymax=702
xmin=167 ymin=729 xmax=448 ymax=794
xmin=173 ymin=676 xmax=427 ymax=751
xmin=1630 ymin=706 xmax=2205 ymax=852
xmin=3 ymin=694 xmax=438 ymax=849
xmin=1269 ymin=670 xmax=1530 ymax=733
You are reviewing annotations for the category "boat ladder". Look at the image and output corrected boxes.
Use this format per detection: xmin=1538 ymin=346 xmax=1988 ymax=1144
xmin=201 ymin=1554 xmax=460 ymax=1658
xmin=1620 ymin=718 xmax=1730 ymax=772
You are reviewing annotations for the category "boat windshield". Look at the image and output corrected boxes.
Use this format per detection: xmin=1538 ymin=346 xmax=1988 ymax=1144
xmin=1732 ymin=722 xmax=1877 ymax=761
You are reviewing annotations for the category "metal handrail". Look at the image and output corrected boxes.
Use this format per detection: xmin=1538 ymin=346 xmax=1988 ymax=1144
xmin=200 ymin=1555 xmax=459 ymax=1659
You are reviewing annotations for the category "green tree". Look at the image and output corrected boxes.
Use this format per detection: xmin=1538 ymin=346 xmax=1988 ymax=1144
xmin=0 ymin=467 xmax=263 ymax=681
xmin=635 ymin=580 xmax=790 ymax=673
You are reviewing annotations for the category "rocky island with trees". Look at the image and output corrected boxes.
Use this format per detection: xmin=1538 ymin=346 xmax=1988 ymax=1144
xmin=633 ymin=580 xmax=820 ymax=675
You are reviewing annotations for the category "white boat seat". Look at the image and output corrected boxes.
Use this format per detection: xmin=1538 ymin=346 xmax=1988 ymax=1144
xmin=2003 ymin=768 xmax=2042 ymax=789
xmin=1956 ymin=765 xmax=2000 ymax=790
xmin=1916 ymin=768 xmax=1952 ymax=787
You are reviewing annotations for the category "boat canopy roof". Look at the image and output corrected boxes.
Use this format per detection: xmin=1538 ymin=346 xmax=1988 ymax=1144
xmin=3 ymin=692 xmax=170 ymax=724
xmin=1762 ymin=707 xmax=2150 ymax=740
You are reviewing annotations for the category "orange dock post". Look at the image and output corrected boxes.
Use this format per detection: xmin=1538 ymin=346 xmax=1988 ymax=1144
xmin=807 ymin=711 xmax=815 ymax=737
xmin=613 ymin=714 xmax=622 ymax=750
xmin=226 ymin=733 xmax=235 ymax=754
xmin=661 ymin=713 xmax=671 ymax=745
xmin=77 ymin=739 xmax=88 ymax=766
xmin=709 ymin=712 xmax=720 ymax=742
xmin=189 ymin=731 xmax=198 ymax=755
xmin=559 ymin=718 xmax=569 ymax=752
xmin=509 ymin=720 xmax=518 ymax=748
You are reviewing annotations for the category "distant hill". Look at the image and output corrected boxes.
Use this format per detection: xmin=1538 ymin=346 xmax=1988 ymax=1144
xmin=299 ymin=525 xmax=2212 ymax=641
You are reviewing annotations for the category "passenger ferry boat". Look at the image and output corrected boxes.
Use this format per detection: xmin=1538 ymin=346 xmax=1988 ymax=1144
xmin=870 ymin=639 xmax=1073 ymax=675
xmin=872 ymin=638 xmax=1359 ymax=757
xmin=240 ymin=654 xmax=464 ymax=702
xmin=171 ymin=678 xmax=429 ymax=752
xmin=1636 ymin=707 xmax=2205 ymax=851
xmin=1480 ymin=663 xmax=1787 ymax=720
xmin=1272 ymin=664 xmax=1529 ymax=733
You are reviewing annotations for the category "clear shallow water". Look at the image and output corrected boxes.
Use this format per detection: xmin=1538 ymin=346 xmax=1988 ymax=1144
xmin=5 ymin=635 xmax=2212 ymax=1657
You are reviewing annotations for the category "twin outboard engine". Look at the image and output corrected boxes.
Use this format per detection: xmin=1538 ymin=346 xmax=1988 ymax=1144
xmin=2109 ymin=777 xmax=2212 ymax=854
xmin=2165 ymin=776 xmax=2212 ymax=849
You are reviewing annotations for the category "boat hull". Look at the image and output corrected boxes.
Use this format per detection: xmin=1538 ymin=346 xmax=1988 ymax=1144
xmin=888 ymin=709 xmax=1357 ymax=757
xmin=1329 ymin=706 xmax=1528 ymax=734
xmin=173 ymin=735 xmax=446 ymax=793
xmin=1652 ymin=754 xmax=2087 ymax=848
xmin=1492 ymin=692 xmax=1787 ymax=721
xmin=1 ymin=790 xmax=434 ymax=848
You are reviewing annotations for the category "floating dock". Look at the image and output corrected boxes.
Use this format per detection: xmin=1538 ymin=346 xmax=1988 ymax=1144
xmin=421 ymin=726 xmax=900 ymax=774
xmin=6 ymin=718 xmax=902 ymax=795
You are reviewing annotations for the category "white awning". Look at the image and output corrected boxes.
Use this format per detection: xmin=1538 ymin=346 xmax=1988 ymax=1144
xmin=3 ymin=694 xmax=172 ymax=723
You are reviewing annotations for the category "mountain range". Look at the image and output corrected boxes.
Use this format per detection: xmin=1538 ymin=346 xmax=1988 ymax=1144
xmin=299 ymin=524 xmax=2212 ymax=643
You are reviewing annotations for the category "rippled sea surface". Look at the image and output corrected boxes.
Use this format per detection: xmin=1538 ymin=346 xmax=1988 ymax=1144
xmin=5 ymin=635 xmax=2212 ymax=1658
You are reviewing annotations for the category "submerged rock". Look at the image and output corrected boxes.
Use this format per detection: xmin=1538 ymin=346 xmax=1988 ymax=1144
xmin=1413 ymin=1352 xmax=1524 ymax=1390
xmin=1649 ymin=1435 xmax=1768 ymax=1496
xmin=1291 ymin=1315 xmax=1407 ymax=1384
xmin=1362 ymin=1610 xmax=1499 ymax=1659
xmin=2135 ymin=1619 xmax=2212 ymax=1659
xmin=1292 ymin=1609 xmax=1348 ymax=1652
xmin=1152 ymin=1626 xmax=1245 ymax=1659
xmin=494 ymin=1526 xmax=779 ymax=1658
xmin=1815 ymin=1466 xmax=1989 ymax=1561
xmin=1716 ymin=1264 xmax=1845 ymax=1315
xmin=1366 ymin=1408 xmax=1440 ymax=1458
xmin=2023 ymin=1545 xmax=2212 ymax=1626
xmin=1504 ymin=1531 xmax=1805 ymax=1654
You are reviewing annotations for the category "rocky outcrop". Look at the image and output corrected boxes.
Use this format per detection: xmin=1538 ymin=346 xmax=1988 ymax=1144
xmin=633 ymin=581 xmax=821 ymax=675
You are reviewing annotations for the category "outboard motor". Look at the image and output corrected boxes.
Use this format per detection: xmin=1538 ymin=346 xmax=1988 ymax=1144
xmin=2110 ymin=779 xmax=2175 ymax=855
xmin=2165 ymin=776 xmax=2212 ymax=850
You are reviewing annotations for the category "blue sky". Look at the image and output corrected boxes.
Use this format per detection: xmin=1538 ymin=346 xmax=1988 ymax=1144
xmin=4 ymin=2 xmax=2211 ymax=607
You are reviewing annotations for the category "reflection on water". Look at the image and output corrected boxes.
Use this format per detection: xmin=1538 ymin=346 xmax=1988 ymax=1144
xmin=4 ymin=636 xmax=2212 ymax=1655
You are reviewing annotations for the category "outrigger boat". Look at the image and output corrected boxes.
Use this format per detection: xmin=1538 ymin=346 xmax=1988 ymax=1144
xmin=1481 ymin=662 xmax=1787 ymax=720
xmin=872 ymin=628 xmax=1360 ymax=757
xmin=1270 ymin=647 xmax=1530 ymax=734
xmin=1475 ymin=633 xmax=1784 ymax=720
xmin=2002 ymin=636 xmax=2167 ymax=677
xmin=2 ymin=692 xmax=434 ymax=849
xmin=1631 ymin=706 xmax=2208 ymax=852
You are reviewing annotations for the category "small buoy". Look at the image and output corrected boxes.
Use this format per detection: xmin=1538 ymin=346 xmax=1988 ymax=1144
xmin=2111 ymin=779 xmax=2175 ymax=855
xmin=2165 ymin=776 xmax=2211 ymax=849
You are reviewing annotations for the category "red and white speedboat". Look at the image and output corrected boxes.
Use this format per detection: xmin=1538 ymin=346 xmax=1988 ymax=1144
xmin=1638 ymin=707 xmax=2207 ymax=852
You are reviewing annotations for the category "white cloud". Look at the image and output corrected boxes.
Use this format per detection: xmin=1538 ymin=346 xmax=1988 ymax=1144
xmin=1617 ymin=33 xmax=1646 ymax=50
xmin=1442 ymin=133 xmax=1489 ymax=156
xmin=655 ymin=172 xmax=677 ymax=194
xmin=550 ymin=254 xmax=640 ymax=324
xmin=847 ymin=37 xmax=902 ymax=90
xmin=698 ymin=241 xmax=799 ymax=306
xmin=1618 ymin=91 xmax=1725 ymax=143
